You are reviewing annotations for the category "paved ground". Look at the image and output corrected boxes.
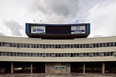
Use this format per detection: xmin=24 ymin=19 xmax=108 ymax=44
xmin=0 ymin=73 xmax=116 ymax=77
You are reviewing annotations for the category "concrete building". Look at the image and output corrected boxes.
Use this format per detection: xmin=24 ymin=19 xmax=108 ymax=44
xmin=0 ymin=23 xmax=116 ymax=74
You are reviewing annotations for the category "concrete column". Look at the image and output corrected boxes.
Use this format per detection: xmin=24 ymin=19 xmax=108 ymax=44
xmin=102 ymin=62 xmax=105 ymax=74
xmin=31 ymin=63 xmax=33 ymax=73
xmin=83 ymin=63 xmax=85 ymax=74
xmin=11 ymin=62 xmax=14 ymax=74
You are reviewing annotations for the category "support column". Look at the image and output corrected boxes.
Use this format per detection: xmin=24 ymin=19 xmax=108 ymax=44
xmin=11 ymin=62 xmax=14 ymax=74
xmin=83 ymin=63 xmax=85 ymax=74
xmin=31 ymin=63 xmax=33 ymax=73
xmin=102 ymin=62 xmax=105 ymax=74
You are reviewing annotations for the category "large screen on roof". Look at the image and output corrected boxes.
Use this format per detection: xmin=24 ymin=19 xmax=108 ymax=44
xmin=46 ymin=26 xmax=71 ymax=34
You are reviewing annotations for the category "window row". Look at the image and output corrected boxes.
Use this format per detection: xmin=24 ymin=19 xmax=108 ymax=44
xmin=0 ymin=52 xmax=113 ymax=57
xmin=0 ymin=42 xmax=116 ymax=49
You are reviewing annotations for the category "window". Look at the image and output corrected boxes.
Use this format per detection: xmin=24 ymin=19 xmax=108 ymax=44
xmin=89 ymin=53 xmax=93 ymax=57
xmin=23 ymin=44 xmax=27 ymax=48
xmin=89 ymin=44 xmax=93 ymax=48
xmin=2 ymin=52 xmax=6 ymax=56
xmin=0 ymin=42 xmax=116 ymax=49
xmin=102 ymin=43 xmax=106 ymax=47
xmin=107 ymin=43 xmax=110 ymax=47
xmin=86 ymin=44 xmax=89 ymax=48
xmin=0 ymin=51 xmax=114 ymax=57
xmin=0 ymin=42 xmax=1 ymax=46
xmin=93 ymin=44 xmax=96 ymax=47
xmin=33 ymin=44 xmax=36 ymax=48
xmin=110 ymin=42 xmax=114 ymax=46
xmin=95 ymin=43 xmax=98 ymax=47
xmin=26 ymin=44 xmax=30 ymax=48
xmin=100 ymin=43 xmax=102 ymax=47
xmin=0 ymin=52 xmax=1 ymax=56
xmin=114 ymin=42 xmax=116 ymax=46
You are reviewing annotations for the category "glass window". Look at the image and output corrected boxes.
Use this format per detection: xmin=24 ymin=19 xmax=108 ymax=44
xmin=83 ymin=53 xmax=87 ymax=57
xmin=51 ymin=53 xmax=55 ymax=57
xmin=79 ymin=53 xmax=84 ymax=57
xmin=28 ymin=53 xmax=31 ymax=57
xmin=0 ymin=42 xmax=1 ymax=46
xmin=89 ymin=44 xmax=93 ymax=48
xmin=8 ymin=43 xmax=11 ymax=47
xmin=17 ymin=44 xmax=20 ymax=48
xmin=114 ymin=42 xmax=116 ymax=46
xmin=102 ymin=43 xmax=106 ymax=47
xmin=79 ymin=44 xmax=82 ymax=48
xmin=89 ymin=53 xmax=93 ymax=57
xmin=92 ymin=44 xmax=95 ymax=47
xmin=32 ymin=53 xmax=35 ymax=56
xmin=37 ymin=53 xmax=39 ymax=57
xmin=26 ymin=44 xmax=30 ymax=48
xmin=106 ymin=43 xmax=110 ymax=47
xmin=10 ymin=52 xmax=13 ymax=56
xmin=1 ymin=42 xmax=5 ymax=46
xmin=20 ymin=53 xmax=23 ymax=56
xmin=17 ymin=52 xmax=21 ymax=56
xmin=14 ymin=52 xmax=17 ymax=56
xmin=33 ymin=44 xmax=36 ymax=48
xmin=110 ymin=42 xmax=114 ymax=46
xmin=86 ymin=44 xmax=89 ymax=48
xmin=82 ymin=44 xmax=86 ymax=48
xmin=100 ymin=43 xmax=102 ymax=47
xmin=20 ymin=44 xmax=24 ymax=47
xmin=45 ymin=44 xmax=49 ymax=48
xmin=73 ymin=44 xmax=76 ymax=48
xmin=61 ymin=45 xmax=64 ymax=48
xmin=99 ymin=52 xmax=104 ymax=56
xmin=0 ymin=52 xmax=1 ymax=56
xmin=2 ymin=52 xmax=6 ymax=56
xmin=23 ymin=44 xmax=27 ymax=48
xmin=12 ymin=43 xmax=16 ymax=47
xmin=30 ymin=53 xmax=33 ymax=57
xmin=23 ymin=53 xmax=26 ymax=56
xmin=31 ymin=44 xmax=34 ymax=48
xmin=71 ymin=53 xmax=73 ymax=57
xmin=39 ymin=44 xmax=42 ymax=48
xmin=36 ymin=44 xmax=39 ymax=48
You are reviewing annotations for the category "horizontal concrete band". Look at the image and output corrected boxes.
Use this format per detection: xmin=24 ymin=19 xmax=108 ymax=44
xmin=0 ymin=56 xmax=116 ymax=62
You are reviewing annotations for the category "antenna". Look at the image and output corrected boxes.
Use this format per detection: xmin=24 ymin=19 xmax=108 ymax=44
xmin=34 ymin=19 xmax=36 ymax=23
xmin=40 ymin=20 xmax=42 ymax=24
xmin=76 ymin=20 xmax=78 ymax=23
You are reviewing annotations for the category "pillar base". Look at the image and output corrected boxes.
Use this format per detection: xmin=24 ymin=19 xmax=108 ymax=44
xmin=11 ymin=62 xmax=14 ymax=74
xmin=83 ymin=63 xmax=85 ymax=74
xmin=102 ymin=62 xmax=105 ymax=74
xmin=31 ymin=63 xmax=33 ymax=73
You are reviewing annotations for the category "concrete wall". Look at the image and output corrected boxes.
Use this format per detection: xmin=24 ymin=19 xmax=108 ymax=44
xmin=45 ymin=63 xmax=70 ymax=74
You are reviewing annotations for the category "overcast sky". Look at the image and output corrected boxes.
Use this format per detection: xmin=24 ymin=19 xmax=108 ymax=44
xmin=0 ymin=0 xmax=116 ymax=38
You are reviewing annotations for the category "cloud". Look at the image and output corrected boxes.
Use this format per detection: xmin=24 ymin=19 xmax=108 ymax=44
xmin=3 ymin=20 xmax=23 ymax=36
xmin=29 ymin=0 xmax=104 ymax=24
xmin=0 ymin=0 xmax=116 ymax=38
xmin=31 ymin=0 xmax=80 ymax=17
xmin=29 ymin=0 xmax=80 ymax=23
xmin=0 ymin=32 xmax=5 ymax=36
xmin=87 ymin=0 xmax=116 ymax=37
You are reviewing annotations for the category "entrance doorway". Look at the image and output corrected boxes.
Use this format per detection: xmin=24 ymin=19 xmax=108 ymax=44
xmin=33 ymin=62 xmax=45 ymax=73
xmin=71 ymin=62 xmax=83 ymax=73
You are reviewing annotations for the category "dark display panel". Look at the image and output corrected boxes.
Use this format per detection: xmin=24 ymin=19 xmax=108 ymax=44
xmin=46 ymin=26 xmax=71 ymax=34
